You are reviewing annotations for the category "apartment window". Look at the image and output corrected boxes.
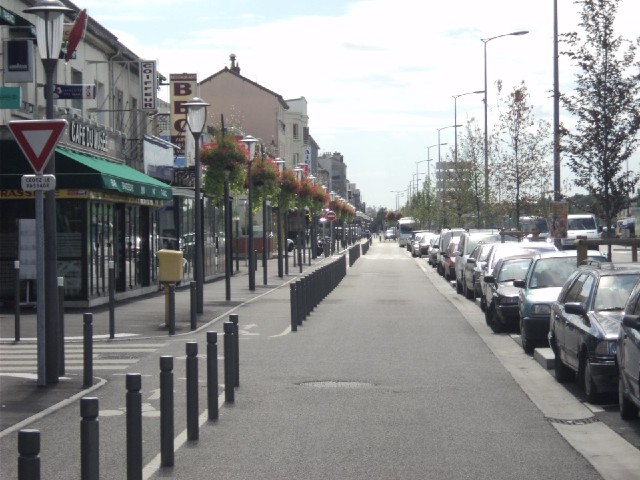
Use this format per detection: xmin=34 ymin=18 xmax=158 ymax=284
xmin=293 ymin=123 xmax=299 ymax=140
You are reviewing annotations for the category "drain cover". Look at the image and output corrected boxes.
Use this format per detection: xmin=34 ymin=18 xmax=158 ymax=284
xmin=298 ymin=381 xmax=373 ymax=389
xmin=545 ymin=416 xmax=599 ymax=425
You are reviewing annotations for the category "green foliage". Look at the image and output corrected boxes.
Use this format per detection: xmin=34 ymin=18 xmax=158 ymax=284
xmin=560 ymin=0 xmax=640 ymax=229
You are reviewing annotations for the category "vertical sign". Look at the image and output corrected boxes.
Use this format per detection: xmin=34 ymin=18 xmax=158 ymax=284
xmin=549 ymin=201 xmax=568 ymax=239
xmin=169 ymin=73 xmax=197 ymax=158
xmin=140 ymin=60 xmax=157 ymax=111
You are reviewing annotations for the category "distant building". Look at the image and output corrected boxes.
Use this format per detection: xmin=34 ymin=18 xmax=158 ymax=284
xmin=318 ymin=152 xmax=348 ymax=199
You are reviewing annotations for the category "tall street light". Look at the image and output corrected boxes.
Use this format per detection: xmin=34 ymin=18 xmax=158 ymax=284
xmin=241 ymin=135 xmax=257 ymax=291
xmin=453 ymin=90 xmax=484 ymax=163
xmin=482 ymin=30 xmax=529 ymax=210
xmin=294 ymin=168 xmax=304 ymax=273
xmin=415 ymin=160 xmax=427 ymax=196
xmin=24 ymin=0 xmax=74 ymax=386
xmin=437 ymin=125 xmax=461 ymax=227
xmin=184 ymin=97 xmax=209 ymax=312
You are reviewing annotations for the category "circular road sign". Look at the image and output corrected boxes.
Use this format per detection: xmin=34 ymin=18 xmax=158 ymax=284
xmin=325 ymin=210 xmax=336 ymax=221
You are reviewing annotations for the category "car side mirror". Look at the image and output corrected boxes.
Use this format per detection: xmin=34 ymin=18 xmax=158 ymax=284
xmin=623 ymin=314 xmax=640 ymax=330
xmin=467 ymin=257 xmax=476 ymax=264
xmin=564 ymin=302 xmax=586 ymax=316
xmin=483 ymin=275 xmax=496 ymax=284
xmin=513 ymin=279 xmax=525 ymax=288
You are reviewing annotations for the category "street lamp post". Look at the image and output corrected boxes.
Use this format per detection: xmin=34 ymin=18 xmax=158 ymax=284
xmin=184 ymin=97 xmax=209 ymax=312
xmin=482 ymin=30 xmax=529 ymax=211
xmin=415 ymin=160 xmax=427 ymax=196
xmin=437 ymin=125 xmax=461 ymax=227
xmin=453 ymin=90 xmax=484 ymax=163
xmin=308 ymin=175 xmax=317 ymax=259
xmin=329 ymin=191 xmax=336 ymax=254
xmin=24 ymin=0 xmax=75 ymax=386
xmin=241 ymin=135 xmax=258 ymax=291
xmin=294 ymin=168 xmax=304 ymax=273
xmin=262 ymin=188 xmax=268 ymax=286
xmin=275 ymin=159 xmax=285 ymax=278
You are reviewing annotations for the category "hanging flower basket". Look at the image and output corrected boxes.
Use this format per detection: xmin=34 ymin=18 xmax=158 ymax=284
xmin=201 ymin=134 xmax=249 ymax=199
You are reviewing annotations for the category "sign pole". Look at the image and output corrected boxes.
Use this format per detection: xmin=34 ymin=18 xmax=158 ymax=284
xmin=35 ymin=189 xmax=46 ymax=386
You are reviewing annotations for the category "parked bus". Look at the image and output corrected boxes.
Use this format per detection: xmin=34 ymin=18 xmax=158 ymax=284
xmin=396 ymin=217 xmax=420 ymax=247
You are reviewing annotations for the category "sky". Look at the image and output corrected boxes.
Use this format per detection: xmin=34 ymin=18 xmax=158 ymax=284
xmin=81 ymin=0 xmax=639 ymax=211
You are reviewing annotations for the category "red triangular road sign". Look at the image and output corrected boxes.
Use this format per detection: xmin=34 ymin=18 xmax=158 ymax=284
xmin=8 ymin=120 xmax=67 ymax=174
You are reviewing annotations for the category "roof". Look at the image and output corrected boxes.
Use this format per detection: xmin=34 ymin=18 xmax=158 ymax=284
xmin=199 ymin=68 xmax=289 ymax=110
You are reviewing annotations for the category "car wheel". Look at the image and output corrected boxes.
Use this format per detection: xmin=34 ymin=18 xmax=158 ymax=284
xmin=456 ymin=279 xmax=463 ymax=294
xmin=520 ymin=318 xmax=534 ymax=354
xmin=580 ymin=356 xmax=599 ymax=403
xmin=619 ymin=374 xmax=639 ymax=420
xmin=480 ymin=294 xmax=486 ymax=312
xmin=488 ymin=306 xmax=503 ymax=333
xmin=553 ymin=349 xmax=572 ymax=383
xmin=484 ymin=303 xmax=493 ymax=327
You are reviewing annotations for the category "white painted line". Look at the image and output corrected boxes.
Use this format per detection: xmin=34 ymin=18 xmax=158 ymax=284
xmin=270 ymin=326 xmax=291 ymax=338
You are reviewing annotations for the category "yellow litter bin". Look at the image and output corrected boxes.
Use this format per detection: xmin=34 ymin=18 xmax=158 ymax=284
xmin=156 ymin=249 xmax=183 ymax=328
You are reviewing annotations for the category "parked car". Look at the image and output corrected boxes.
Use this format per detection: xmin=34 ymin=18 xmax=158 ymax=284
xmin=617 ymin=278 xmax=640 ymax=419
xmin=410 ymin=232 xmax=427 ymax=257
xmin=483 ymin=254 xmax=535 ymax=333
xmin=549 ymin=264 xmax=640 ymax=402
xmin=436 ymin=228 xmax=464 ymax=276
xmin=428 ymin=235 xmax=440 ymax=267
xmin=454 ymin=231 xmax=500 ymax=294
xmin=441 ymin=237 xmax=460 ymax=281
xmin=479 ymin=242 xmax=558 ymax=311
xmin=463 ymin=242 xmax=496 ymax=300
xmin=520 ymin=216 xmax=550 ymax=241
xmin=385 ymin=228 xmax=397 ymax=241
xmin=516 ymin=250 xmax=609 ymax=354
xmin=415 ymin=231 xmax=436 ymax=258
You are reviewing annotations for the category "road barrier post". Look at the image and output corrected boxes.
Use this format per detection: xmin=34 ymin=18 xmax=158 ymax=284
xmin=14 ymin=260 xmax=20 ymax=342
xmin=160 ymin=356 xmax=174 ymax=467
xmin=168 ymin=283 xmax=176 ymax=335
xmin=18 ymin=429 xmax=40 ymax=480
xmin=186 ymin=342 xmax=199 ymax=441
xmin=108 ymin=261 xmax=115 ymax=339
xmin=229 ymin=314 xmax=239 ymax=387
xmin=290 ymin=283 xmax=298 ymax=332
xmin=82 ymin=313 xmax=93 ymax=388
xmin=206 ymin=331 xmax=218 ymax=421
xmin=57 ymin=276 xmax=65 ymax=375
xmin=223 ymin=322 xmax=234 ymax=403
xmin=126 ymin=373 xmax=142 ymax=480
xmin=80 ymin=397 xmax=99 ymax=480
xmin=190 ymin=281 xmax=197 ymax=330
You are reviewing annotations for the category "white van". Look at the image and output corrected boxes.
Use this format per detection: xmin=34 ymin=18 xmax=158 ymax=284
xmin=561 ymin=213 xmax=601 ymax=248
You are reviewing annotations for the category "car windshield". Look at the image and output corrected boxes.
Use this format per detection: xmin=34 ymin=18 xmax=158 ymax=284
xmin=529 ymin=257 xmax=578 ymax=289
xmin=593 ymin=273 xmax=640 ymax=311
xmin=568 ymin=217 xmax=596 ymax=230
xmin=497 ymin=259 xmax=531 ymax=282
xmin=478 ymin=244 xmax=493 ymax=261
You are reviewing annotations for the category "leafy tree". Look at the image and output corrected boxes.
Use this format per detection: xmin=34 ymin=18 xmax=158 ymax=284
xmin=456 ymin=119 xmax=486 ymax=228
xmin=560 ymin=0 xmax=640 ymax=238
xmin=493 ymin=82 xmax=551 ymax=229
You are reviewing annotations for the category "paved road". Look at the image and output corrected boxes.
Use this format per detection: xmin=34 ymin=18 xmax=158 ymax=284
xmin=1 ymin=241 xmax=639 ymax=479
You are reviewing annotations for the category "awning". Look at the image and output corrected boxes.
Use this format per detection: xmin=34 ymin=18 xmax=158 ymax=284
xmin=56 ymin=147 xmax=172 ymax=200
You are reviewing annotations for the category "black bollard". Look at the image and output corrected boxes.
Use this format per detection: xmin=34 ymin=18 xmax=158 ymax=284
xmin=168 ymin=283 xmax=176 ymax=335
xmin=80 ymin=397 xmax=99 ymax=480
xmin=206 ymin=331 xmax=218 ymax=421
xmin=290 ymin=283 xmax=298 ymax=332
xmin=126 ymin=373 xmax=142 ymax=480
xmin=159 ymin=356 xmax=174 ymax=467
xmin=223 ymin=322 xmax=234 ymax=403
xmin=229 ymin=314 xmax=239 ymax=388
xmin=57 ymin=277 xmax=65 ymax=376
xmin=190 ymin=281 xmax=197 ymax=330
xmin=108 ymin=261 xmax=115 ymax=339
xmin=186 ymin=342 xmax=199 ymax=441
xmin=14 ymin=260 xmax=20 ymax=342
xmin=18 ymin=429 xmax=40 ymax=480
xmin=83 ymin=313 xmax=93 ymax=388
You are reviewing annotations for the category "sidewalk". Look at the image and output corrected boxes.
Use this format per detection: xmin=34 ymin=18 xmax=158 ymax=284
xmin=0 ymin=251 xmax=332 ymax=434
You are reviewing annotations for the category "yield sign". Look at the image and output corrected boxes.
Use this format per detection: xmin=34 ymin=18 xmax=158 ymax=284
xmin=8 ymin=120 xmax=67 ymax=174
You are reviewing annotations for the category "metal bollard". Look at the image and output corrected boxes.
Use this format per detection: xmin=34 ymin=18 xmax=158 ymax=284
xmin=206 ymin=332 xmax=218 ymax=421
xmin=126 ymin=373 xmax=142 ymax=480
xmin=159 ymin=356 xmax=174 ymax=467
xmin=83 ymin=313 xmax=93 ymax=388
xmin=223 ymin=322 xmax=234 ymax=403
xmin=108 ymin=261 xmax=115 ymax=339
xmin=14 ymin=260 xmax=20 ymax=342
xmin=186 ymin=342 xmax=199 ymax=441
xmin=18 ymin=429 xmax=40 ymax=480
xmin=290 ymin=283 xmax=298 ymax=332
xmin=168 ymin=283 xmax=176 ymax=335
xmin=80 ymin=397 xmax=99 ymax=480
xmin=58 ymin=276 xmax=65 ymax=376
xmin=229 ymin=314 xmax=239 ymax=387
xmin=190 ymin=281 xmax=197 ymax=330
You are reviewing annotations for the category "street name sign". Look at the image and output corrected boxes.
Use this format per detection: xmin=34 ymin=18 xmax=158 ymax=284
xmin=21 ymin=174 xmax=56 ymax=191
xmin=8 ymin=120 xmax=67 ymax=174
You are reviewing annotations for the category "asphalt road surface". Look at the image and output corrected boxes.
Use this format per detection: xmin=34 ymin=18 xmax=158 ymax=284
xmin=1 ymin=241 xmax=639 ymax=479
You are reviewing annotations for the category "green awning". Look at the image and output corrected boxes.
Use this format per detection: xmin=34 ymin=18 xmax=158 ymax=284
xmin=56 ymin=147 xmax=172 ymax=200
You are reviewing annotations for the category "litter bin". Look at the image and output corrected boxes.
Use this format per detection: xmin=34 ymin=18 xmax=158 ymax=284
xmin=157 ymin=249 xmax=183 ymax=327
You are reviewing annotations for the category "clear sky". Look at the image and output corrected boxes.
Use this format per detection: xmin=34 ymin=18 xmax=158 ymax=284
xmin=82 ymin=0 xmax=639 ymax=211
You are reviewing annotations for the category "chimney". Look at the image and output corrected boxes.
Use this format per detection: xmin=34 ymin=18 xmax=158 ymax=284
xmin=229 ymin=53 xmax=240 ymax=74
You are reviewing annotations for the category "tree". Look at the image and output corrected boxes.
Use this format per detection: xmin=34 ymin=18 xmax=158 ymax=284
xmin=560 ymin=0 xmax=640 ymax=241
xmin=456 ymin=119 xmax=486 ymax=228
xmin=494 ymin=82 xmax=551 ymax=229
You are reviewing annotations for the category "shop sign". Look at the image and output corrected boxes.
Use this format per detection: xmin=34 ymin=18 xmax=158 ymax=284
xmin=169 ymin=73 xmax=197 ymax=156
xmin=0 ymin=86 xmax=21 ymax=109
xmin=140 ymin=60 xmax=157 ymax=110
xmin=49 ymin=84 xmax=96 ymax=100
xmin=69 ymin=120 xmax=108 ymax=152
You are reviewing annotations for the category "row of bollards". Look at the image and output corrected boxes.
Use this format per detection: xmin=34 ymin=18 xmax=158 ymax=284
xmin=290 ymin=254 xmax=347 ymax=331
xmin=361 ymin=238 xmax=370 ymax=255
xmin=348 ymin=242 xmax=362 ymax=267
xmin=17 ymin=315 xmax=241 ymax=480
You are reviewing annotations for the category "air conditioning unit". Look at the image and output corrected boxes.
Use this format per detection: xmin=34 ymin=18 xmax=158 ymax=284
xmin=67 ymin=107 xmax=82 ymax=118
